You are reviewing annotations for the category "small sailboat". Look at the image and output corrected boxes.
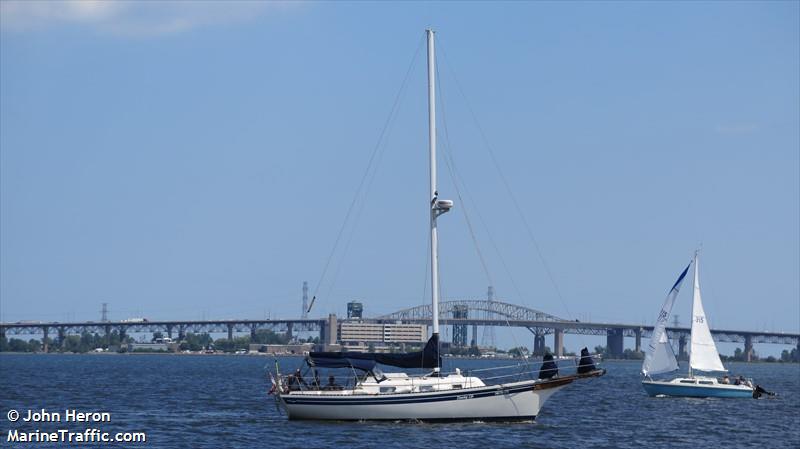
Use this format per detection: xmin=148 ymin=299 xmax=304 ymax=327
xmin=641 ymin=253 xmax=755 ymax=398
xmin=272 ymin=29 xmax=605 ymax=422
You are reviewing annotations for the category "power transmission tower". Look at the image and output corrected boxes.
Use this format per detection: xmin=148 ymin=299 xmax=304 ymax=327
xmin=100 ymin=303 xmax=109 ymax=322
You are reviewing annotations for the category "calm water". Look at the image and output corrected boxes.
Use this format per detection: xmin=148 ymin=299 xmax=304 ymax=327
xmin=1 ymin=354 xmax=798 ymax=448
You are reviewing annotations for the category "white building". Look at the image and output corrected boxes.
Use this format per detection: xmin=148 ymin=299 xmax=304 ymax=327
xmin=339 ymin=322 xmax=426 ymax=347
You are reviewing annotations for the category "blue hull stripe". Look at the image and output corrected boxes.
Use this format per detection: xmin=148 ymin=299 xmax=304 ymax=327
xmin=287 ymin=415 xmax=538 ymax=423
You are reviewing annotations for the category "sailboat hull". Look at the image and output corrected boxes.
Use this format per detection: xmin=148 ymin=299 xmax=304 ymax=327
xmin=279 ymin=377 xmax=575 ymax=421
xmin=642 ymin=378 xmax=753 ymax=398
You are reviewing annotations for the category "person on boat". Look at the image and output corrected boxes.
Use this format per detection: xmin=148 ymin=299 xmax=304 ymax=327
xmin=577 ymin=347 xmax=596 ymax=374
xmin=738 ymin=376 xmax=752 ymax=388
xmin=324 ymin=374 xmax=341 ymax=390
xmin=538 ymin=353 xmax=559 ymax=379
xmin=287 ymin=369 xmax=308 ymax=391
xmin=721 ymin=375 xmax=730 ymax=384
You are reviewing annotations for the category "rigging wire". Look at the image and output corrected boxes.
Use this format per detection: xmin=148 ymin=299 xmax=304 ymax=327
xmin=309 ymin=34 xmax=426 ymax=312
xmin=437 ymin=39 xmax=573 ymax=321
xmin=434 ymin=63 xmax=494 ymax=288
xmin=435 ymin=56 xmax=530 ymax=369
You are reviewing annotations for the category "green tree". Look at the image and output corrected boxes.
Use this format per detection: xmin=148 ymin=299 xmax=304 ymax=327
xmin=28 ymin=339 xmax=42 ymax=352
xmin=7 ymin=338 xmax=31 ymax=352
xmin=622 ymin=348 xmax=644 ymax=360
xmin=251 ymin=329 xmax=290 ymax=345
xmin=180 ymin=333 xmax=214 ymax=351
xmin=62 ymin=335 xmax=83 ymax=353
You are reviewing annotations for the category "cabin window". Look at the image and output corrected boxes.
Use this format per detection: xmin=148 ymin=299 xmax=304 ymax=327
xmin=680 ymin=380 xmax=696 ymax=384
xmin=379 ymin=387 xmax=396 ymax=394
xmin=418 ymin=385 xmax=434 ymax=392
xmin=452 ymin=384 xmax=462 ymax=389
xmin=699 ymin=381 xmax=713 ymax=385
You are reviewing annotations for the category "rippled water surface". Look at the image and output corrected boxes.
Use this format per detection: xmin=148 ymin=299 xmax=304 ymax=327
xmin=2 ymin=354 xmax=798 ymax=448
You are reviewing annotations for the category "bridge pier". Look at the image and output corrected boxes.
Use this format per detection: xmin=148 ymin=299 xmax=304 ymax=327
xmin=323 ymin=314 xmax=337 ymax=346
xmin=744 ymin=335 xmax=753 ymax=362
xmin=119 ymin=326 xmax=127 ymax=346
xmin=553 ymin=329 xmax=564 ymax=357
xmin=606 ymin=328 xmax=624 ymax=358
xmin=178 ymin=325 xmax=186 ymax=342
xmin=58 ymin=326 xmax=66 ymax=350
xmin=42 ymin=326 xmax=49 ymax=353
xmin=678 ymin=334 xmax=687 ymax=359
xmin=104 ymin=325 xmax=111 ymax=349
xmin=286 ymin=322 xmax=293 ymax=342
xmin=533 ymin=333 xmax=546 ymax=356
xmin=635 ymin=328 xmax=642 ymax=353
xmin=227 ymin=324 xmax=234 ymax=341
xmin=250 ymin=324 xmax=258 ymax=340
xmin=471 ymin=324 xmax=478 ymax=347
xmin=166 ymin=325 xmax=173 ymax=339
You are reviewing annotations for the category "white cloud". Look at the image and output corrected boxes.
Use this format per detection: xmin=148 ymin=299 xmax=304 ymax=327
xmin=0 ymin=1 xmax=296 ymax=37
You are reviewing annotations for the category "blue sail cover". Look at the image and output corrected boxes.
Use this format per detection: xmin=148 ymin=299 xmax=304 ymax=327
xmin=308 ymin=334 xmax=441 ymax=370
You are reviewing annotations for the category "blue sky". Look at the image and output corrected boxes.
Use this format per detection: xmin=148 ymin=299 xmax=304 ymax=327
xmin=1 ymin=1 xmax=798 ymax=354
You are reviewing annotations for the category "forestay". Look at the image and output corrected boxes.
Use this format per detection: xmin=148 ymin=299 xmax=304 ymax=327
xmin=689 ymin=255 xmax=726 ymax=372
xmin=642 ymin=262 xmax=691 ymax=376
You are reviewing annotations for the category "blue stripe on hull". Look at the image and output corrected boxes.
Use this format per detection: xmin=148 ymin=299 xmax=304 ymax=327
xmin=287 ymin=415 xmax=538 ymax=423
xmin=642 ymin=382 xmax=753 ymax=399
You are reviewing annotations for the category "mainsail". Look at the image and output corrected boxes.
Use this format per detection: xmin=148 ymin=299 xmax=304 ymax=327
xmin=689 ymin=255 xmax=726 ymax=373
xmin=642 ymin=262 xmax=691 ymax=376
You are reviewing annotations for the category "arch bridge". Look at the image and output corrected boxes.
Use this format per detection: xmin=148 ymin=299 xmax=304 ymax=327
xmin=377 ymin=299 xmax=565 ymax=322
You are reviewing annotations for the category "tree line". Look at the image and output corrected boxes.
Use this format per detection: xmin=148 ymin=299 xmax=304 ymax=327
xmin=0 ymin=328 xmax=317 ymax=354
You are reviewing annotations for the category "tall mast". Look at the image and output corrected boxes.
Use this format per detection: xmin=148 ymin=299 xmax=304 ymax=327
xmin=689 ymin=252 xmax=697 ymax=378
xmin=426 ymin=29 xmax=452 ymax=351
xmin=427 ymin=29 xmax=440 ymax=338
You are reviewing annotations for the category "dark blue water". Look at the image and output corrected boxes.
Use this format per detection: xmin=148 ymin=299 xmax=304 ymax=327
xmin=1 ymin=354 xmax=798 ymax=448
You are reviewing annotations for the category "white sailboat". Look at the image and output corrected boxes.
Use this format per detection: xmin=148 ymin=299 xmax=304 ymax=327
xmin=641 ymin=253 xmax=755 ymax=398
xmin=272 ymin=29 xmax=605 ymax=422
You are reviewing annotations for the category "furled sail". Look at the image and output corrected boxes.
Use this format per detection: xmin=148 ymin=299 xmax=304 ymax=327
xmin=642 ymin=262 xmax=691 ymax=376
xmin=308 ymin=333 xmax=441 ymax=371
xmin=689 ymin=255 xmax=726 ymax=372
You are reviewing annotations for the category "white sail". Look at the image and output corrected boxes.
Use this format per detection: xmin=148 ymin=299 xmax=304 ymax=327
xmin=642 ymin=262 xmax=691 ymax=376
xmin=689 ymin=255 xmax=726 ymax=373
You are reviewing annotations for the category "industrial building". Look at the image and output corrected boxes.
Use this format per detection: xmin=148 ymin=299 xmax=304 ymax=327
xmin=339 ymin=322 xmax=426 ymax=352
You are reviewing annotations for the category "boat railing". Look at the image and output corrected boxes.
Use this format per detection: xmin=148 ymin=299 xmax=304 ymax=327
xmin=453 ymin=353 xmax=603 ymax=385
xmin=273 ymin=353 xmax=603 ymax=392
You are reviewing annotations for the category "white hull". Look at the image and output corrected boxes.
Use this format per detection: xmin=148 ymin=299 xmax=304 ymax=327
xmin=279 ymin=377 xmax=578 ymax=421
xmin=642 ymin=376 xmax=754 ymax=398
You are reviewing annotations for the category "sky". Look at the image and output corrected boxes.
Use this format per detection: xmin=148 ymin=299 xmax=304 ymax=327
xmin=1 ymin=1 xmax=798 ymax=355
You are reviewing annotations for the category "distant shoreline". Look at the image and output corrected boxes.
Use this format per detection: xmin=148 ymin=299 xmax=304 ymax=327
xmin=1 ymin=352 xmax=797 ymax=364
